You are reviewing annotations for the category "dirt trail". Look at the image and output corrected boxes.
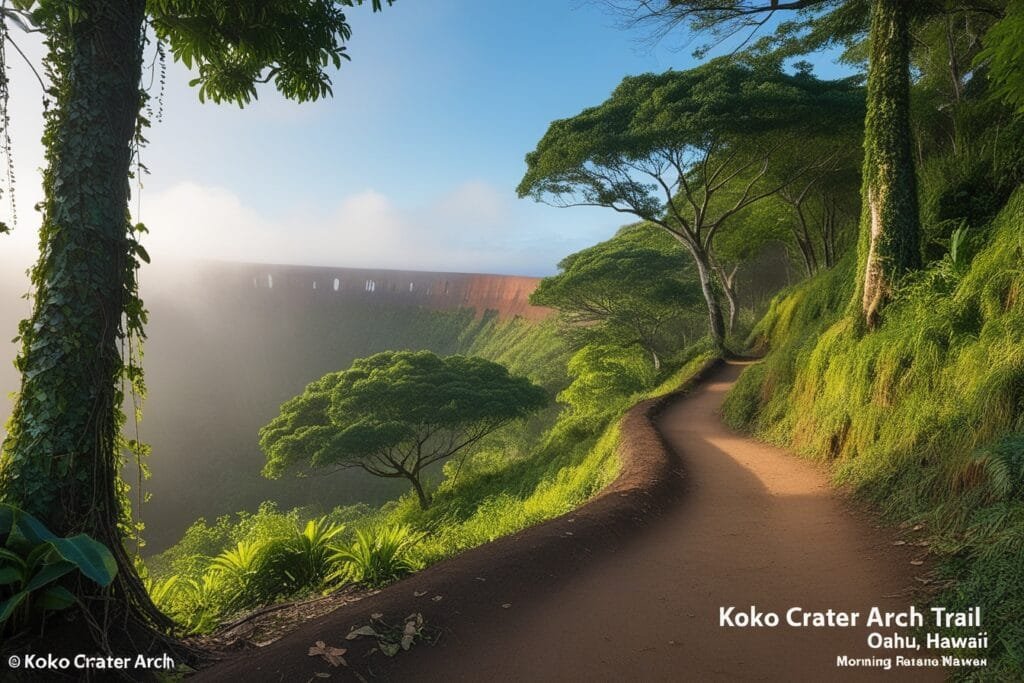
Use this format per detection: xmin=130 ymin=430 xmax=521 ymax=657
xmin=197 ymin=362 xmax=939 ymax=682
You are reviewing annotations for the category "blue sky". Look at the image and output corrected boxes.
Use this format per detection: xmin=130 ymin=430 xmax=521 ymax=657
xmin=1 ymin=1 xmax=854 ymax=277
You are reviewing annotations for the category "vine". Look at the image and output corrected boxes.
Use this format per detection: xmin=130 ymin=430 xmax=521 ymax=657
xmin=0 ymin=2 xmax=15 ymax=233
xmin=0 ymin=2 xmax=184 ymax=651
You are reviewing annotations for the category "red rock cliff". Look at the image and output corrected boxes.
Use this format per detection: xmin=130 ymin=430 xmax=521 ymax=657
xmin=198 ymin=263 xmax=553 ymax=321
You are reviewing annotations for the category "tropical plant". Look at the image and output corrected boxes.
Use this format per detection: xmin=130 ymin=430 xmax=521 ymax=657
xmin=142 ymin=575 xmax=179 ymax=613
xmin=174 ymin=573 xmax=224 ymax=634
xmin=208 ymin=539 xmax=272 ymax=612
xmin=977 ymin=0 xmax=1024 ymax=113
xmin=329 ymin=526 xmax=422 ymax=588
xmin=266 ymin=517 xmax=347 ymax=593
xmin=0 ymin=503 xmax=117 ymax=633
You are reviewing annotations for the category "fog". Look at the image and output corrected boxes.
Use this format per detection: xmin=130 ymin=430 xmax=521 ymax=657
xmin=0 ymin=259 xmax=485 ymax=552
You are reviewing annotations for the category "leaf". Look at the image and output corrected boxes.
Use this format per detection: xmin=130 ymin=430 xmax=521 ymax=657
xmin=308 ymin=641 xmax=348 ymax=667
xmin=0 ymin=591 xmax=27 ymax=624
xmin=24 ymin=559 xmax=74 ymax=592
xmin=345 ymin=625 xmax=379 ymax=640
xmin=0 ymin=566 xmax=22 ymax=586
xmin=13 ymin=510 xmax=117 ymax=586
xmin=38 ymin=585 xmax=75 ymax=611
xmin=400 ymin=619 xmax=418 ymax=651
xmin=0 ymin=504 xmax=13 ymax=535
xmin=379 ymin=641 xmax=400 ymax=657
xmin=413 ymin=590 xmax=427 ymax=597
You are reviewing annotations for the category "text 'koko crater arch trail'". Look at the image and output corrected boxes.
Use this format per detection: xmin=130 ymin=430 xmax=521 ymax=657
xmin=198 ymin=362 xmax=939 ymax=682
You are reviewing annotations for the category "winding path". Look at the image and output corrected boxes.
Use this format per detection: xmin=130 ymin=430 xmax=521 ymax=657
xmin=197 ymin=361 xmax=940 ymax=682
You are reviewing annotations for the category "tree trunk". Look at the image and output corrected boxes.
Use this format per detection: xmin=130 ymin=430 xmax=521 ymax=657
xmin=855 ymin=0 xmax=921 ymax=329
xmin=794 ymin=202 xmax=819 ymax=276
xmin=711 ymin=261 xmax=739 ymax=334
xmin=407 ymin=474 xmax=432 ymax=510
xmin=692 ymin=251 xmax=727 ymax=351
xmin=723 ymin=282 xmax=738 ymax=334
xmin=0 ymin=0 xmax=175 ymax=639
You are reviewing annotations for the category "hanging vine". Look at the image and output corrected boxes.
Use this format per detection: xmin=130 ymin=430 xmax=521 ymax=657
xmin=0 ymin=3 xmax=16 ymax=234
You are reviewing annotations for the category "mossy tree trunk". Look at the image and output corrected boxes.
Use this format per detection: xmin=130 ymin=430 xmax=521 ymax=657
xmin=855 ymin=0 xmax=921 ymax=329
xmin=0 ymin=0 xmax=174 ymax=637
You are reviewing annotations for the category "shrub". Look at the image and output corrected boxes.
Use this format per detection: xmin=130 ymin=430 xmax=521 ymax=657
xmin=0 ymin=504 xmax=117 ymax=634
xmin=263 ymin=517 xmax=346 ymax=594
xmin=329 ymin=526 xmax=422 ymax=587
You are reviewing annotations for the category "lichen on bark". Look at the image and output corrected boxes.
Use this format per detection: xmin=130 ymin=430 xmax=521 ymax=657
xmin=854 ymin=0 xmax=922 ymax=329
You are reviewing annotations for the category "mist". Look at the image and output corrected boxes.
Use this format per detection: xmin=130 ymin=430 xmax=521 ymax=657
xmin=0 ymin=258 xmax=519 ymax=552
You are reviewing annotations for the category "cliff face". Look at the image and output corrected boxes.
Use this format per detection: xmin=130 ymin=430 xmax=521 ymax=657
xmin=197 ymin=262 xmax=552 ymax=321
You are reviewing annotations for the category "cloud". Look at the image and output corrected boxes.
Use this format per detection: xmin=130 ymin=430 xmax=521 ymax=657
xmin=136 ymin=179 xmax=561 ymax=275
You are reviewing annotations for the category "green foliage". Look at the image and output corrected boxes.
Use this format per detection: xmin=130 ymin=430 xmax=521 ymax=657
xmin=208 ymin=539 xmax=272 ymax=612
xmin=977 ymin=0 xmax=1024 ymax=113
xmin=518 ymin=56 xmax=862 ymax=346
xmin=558 ymin=345 xmax=658 ymax=423
xmin=329 ymin=525 xmax=421 ymax=587
xmin=147 ymin=0 xmax=391 ymax=106
xmin=725 ymin=190 xmax=1024 ymax=677
xmin=267 ymin=517 xmax=347 ymax=593
xmin=260 ymin=351 xmax=549 ymax=509
xmin=0 ymin=0 xmax=395 ymax=642
xmin=144 ymin=510 xmax=350 ymax=632
xmin=0 ymin=503 xmax=117 ymax=633
xmin=531 ymin=223 xmax=704 ymax=367
xmin=917 ymin=107 xmax=1024 ymax=261
xmin=149 ymin=326 xmax=716 ymax=633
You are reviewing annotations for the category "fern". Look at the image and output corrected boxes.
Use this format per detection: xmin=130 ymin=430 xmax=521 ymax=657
xmin=329 ymin=526 xmax=422 ymax=588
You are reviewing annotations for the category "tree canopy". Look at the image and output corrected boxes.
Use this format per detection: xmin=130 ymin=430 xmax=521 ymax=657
xmin=531 ymin=224 xmax=703 ymax=370
xmin=518 ymin=57 xmax=862 ymax=347
xmin=260 ymin=351 xmax=548 ymax=509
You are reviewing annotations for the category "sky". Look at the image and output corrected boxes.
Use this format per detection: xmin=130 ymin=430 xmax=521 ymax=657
xmin=0 ymin=1 xmax=853 ymax=278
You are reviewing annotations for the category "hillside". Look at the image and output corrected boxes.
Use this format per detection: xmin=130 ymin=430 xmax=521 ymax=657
xmin=723 ymin=189 xmax=1024 ymax=679
xmin=0 ymin=262 xmax=555 ymax=552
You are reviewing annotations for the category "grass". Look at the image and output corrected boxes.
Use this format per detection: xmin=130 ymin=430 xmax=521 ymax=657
xmin=721 ymin=189 xmax=1024 ymax=680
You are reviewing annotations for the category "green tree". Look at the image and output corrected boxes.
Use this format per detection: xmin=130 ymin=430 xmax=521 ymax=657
xmin=854 ymin=0 xmax=920 ymax=328
xmin=260 ymin=351 xmax=548 ymax=510
xmin=769 ymin=116 xmax=862 ymax=275
xmin=531 ymin=224 xmax=703 ymax=370
xmin=518 ymin=59 xmax=859 ymax=349
xmin=557 ymin=343 xmax=658 ymax=420
xmin=0 ymin=0 xmax=389 ymax=650
xmin=601 ymin=0 xmax=930 ymax=327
